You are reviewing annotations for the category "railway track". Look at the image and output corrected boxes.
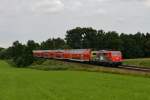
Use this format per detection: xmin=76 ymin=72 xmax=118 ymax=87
xmin=118 ymin=65 xmax=150 ymax=72
xmin=39 ymin=58 xmax=150 ymax=73
xmin=70 ymin=60 xmax=150 ymax=73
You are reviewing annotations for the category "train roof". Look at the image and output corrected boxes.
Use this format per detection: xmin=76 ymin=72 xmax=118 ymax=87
xmin=99 ymin=50 xmax=121 ymax=53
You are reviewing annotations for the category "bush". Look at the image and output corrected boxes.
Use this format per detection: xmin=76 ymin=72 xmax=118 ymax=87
xmin=13 ymin=57 xmax=25 ymax=67
xmin=13 ymin=55 xmax=34 ymax=67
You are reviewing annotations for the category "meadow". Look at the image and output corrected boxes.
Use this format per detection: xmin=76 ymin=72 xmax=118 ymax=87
xmin=1 ymin=60 xmax=150 ymax=100
xmin=123 ymin=58 xmax=150 ymax=67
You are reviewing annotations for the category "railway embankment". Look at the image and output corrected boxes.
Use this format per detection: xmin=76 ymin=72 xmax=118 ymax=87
xmin=29 ymin=59 xmax=150 ymax=77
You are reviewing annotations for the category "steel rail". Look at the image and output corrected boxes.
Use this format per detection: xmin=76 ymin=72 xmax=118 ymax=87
xmin=118 ymin=65 xmax=150 ymax=72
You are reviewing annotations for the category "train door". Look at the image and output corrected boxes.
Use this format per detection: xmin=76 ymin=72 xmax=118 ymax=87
xmin=91 ymin=51 xmax=98 ymax=61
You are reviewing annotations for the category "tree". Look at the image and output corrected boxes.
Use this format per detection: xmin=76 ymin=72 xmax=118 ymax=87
xmin=52 ymin=38 xmax=66 ymax=49
xmin=120 ymin=33 xmax=144 ymax=58
xmin=41 ymin=39 xmax=53 ymax=50
xmin=27 ymin=40 xmax=39 ymax=51
xmin=11 ymin=41 xmax=25 ymax=59
xmin=96 ymin=30 xmax=106 ymax=49
xmin=104 ymin=31 xmax=123 ymax=50
xmin=4 ymin=40 xmax=39 ymax=67
xmin=65 ymin=27 xmax=84 ymax=49
xmin=0 ymin=47 xmax=4 ymax=51
xmin=1 ymin=27 xmax=150 ymax=67
xmin=22 ymin=40 xmax=40 ymax=66
xmin=0 ymin=49 xmax=6 ymax=59
xmin=66 ymin=27 xmax=98 ymax=49
xmin=81 ymin=28 xmax=98 ymax=49
xmin=41 ymin=38 xmax=66 ymax=50
xmin=144 ymin=40 xmax=150 ymax=56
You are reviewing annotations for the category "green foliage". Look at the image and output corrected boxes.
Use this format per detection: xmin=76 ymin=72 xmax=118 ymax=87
xmin=144 ymin=40 xmax=150 ymax=56
xmin=66 ymin=27 xmax=150 ymax=58
xmin=0 ymin=27 xmax=150 ymax=67
xmin=0 ymin=47 xmax=4 ymax=51
xmin=0 ymin=38 xmax=67 ymax=67
xmin=0 ymin=40 xmax=39 ymax=67
xmin=65 ymin=27 xmax=84 ymax=49
xmin=0 ymin=49 xmax=6 ymax=59
xmin=40 ymin=38 xmax=66 ymax=50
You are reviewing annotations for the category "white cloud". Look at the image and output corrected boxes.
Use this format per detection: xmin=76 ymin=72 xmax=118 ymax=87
xmin=144 ymin=0 xmax=150 ymax=7
xmin=0 ymin=0 xmax=150 ymax=48
xmin=63 ymin=0 xmax=107 ymax=16
xmin=94 ymin=0 xmax=108 ymax=2
xmin=65 ymin=1 xmax=83 ymax=11
xmin=31 ymin=0 xmax=64 ymax=14
xmin=117 ymin=17 xmax=125 ymax=23
xmin=95 ymin=9 xmax=107 ymax=14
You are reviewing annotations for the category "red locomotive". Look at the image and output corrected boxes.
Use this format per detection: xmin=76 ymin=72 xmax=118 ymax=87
xmin=33 ymin=49 xmax=123 ymax=66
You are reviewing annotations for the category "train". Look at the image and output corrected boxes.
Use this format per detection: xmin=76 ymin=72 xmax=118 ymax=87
xmin=33 ymin=49 xmax=123 ymax=66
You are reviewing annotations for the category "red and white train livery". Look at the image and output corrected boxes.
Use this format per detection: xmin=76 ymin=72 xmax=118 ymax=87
xmin=33 ymin=49 xmax=123 ymax=66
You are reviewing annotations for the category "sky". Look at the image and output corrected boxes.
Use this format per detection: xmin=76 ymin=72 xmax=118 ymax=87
xmin=0 ymin=0 xmax=150 ymax=48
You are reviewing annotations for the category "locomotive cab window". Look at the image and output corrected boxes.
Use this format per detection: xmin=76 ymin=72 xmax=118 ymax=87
xmin=103 ymin=53 xmax=107 ymax=55
xmin=111 ymin=51 xmax=121 ymax=56
xmin=92 ymin=53 xmax=96 ymax=55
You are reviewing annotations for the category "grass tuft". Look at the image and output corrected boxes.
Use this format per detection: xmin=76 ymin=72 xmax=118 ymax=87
xmin=123 ymin=58 xmax=150 ymax=67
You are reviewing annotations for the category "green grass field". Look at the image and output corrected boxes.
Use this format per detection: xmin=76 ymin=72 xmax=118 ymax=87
xmin=1 ymin=60 xmax=150 ymax=100
xmin=123 ymin=58 xmax=150 ymax=67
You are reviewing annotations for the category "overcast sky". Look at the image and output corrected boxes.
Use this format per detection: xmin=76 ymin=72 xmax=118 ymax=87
xmin=0 ymin=0 xmax=150 ymax=47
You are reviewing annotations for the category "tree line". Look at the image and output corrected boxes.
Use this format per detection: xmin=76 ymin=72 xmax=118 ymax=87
xmin=66 ymin=27 xmax=150 ymax=58
xmin=0 ymin=27 xmax=150 ymax=67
